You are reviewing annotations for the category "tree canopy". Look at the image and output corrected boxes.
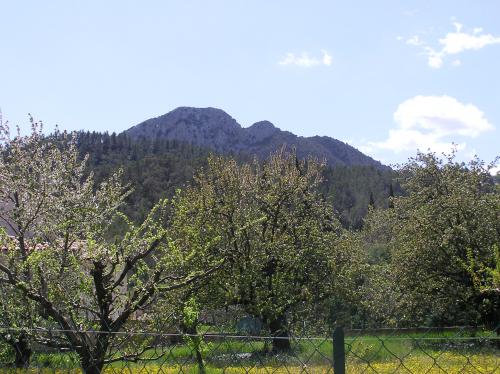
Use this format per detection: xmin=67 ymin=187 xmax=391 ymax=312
xmin=0 ymin=118 xmax=220 ymax=372
xmin=361 ymin=150 xmax=500 ymax=327
xmin=170 ymin=149 xmax=361 ymax=350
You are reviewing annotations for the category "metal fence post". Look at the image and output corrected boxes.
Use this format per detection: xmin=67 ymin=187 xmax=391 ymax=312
xmin=333 ymin=326 xmax=345 ymax=374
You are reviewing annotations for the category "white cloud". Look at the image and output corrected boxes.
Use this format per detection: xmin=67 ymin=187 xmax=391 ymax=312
xmin=490 ymin=166 xmax=500 ymax=176
xmin=403 ymin=22 xmax=500 ymax=68
xmin=406 ymin=35 xmax=424 ymax=46
xmin=278 ymin=50 xmax=332 ymax=68
xmin=440 ymin=22 xmax=500 ymax=55
xmin=367 ymin=95 xmax=494 ymax=153
xmin=321 ymin=50 xmax=332 ymax=66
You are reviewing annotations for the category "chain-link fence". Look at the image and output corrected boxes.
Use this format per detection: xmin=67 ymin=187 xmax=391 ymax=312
xmin=343 ymin=326 xmax=499 ymax=373
xmin=0 ymin=325 xmax=498 ymax=373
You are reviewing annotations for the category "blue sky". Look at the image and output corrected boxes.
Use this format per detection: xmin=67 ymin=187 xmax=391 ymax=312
xmin=1 ymin=1 xmax=499 ymax=168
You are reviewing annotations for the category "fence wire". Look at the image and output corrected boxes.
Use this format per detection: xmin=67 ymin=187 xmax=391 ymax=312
xmin=0 ymin=325 xmax=498 ymax=373
xmin=344 ymin=326 xmax=500 ymax=374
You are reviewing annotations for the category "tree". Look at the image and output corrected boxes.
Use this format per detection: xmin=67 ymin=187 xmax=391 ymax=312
xmin=0 ymin=117 xmax=220 ymax=373
xmin=368 ymin=191 xmax=375 ymax=208
xmin=75 ymin=130 xmax=399 ymax=229
xmin=171 ymin=149 xmax=360 ymax=351
xmin=0 ymin=285 xmax=36 ymax=368
xmin=362 ymin=150 xmax=499 ymax=328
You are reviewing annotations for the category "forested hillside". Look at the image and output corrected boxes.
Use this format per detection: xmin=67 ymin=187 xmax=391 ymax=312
xmin=76 ymin=131 xmax=400 ymax=228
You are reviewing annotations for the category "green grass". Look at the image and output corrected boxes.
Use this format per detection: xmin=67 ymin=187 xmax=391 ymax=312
xmin=3 ymin=332 xmax=498 ymax=373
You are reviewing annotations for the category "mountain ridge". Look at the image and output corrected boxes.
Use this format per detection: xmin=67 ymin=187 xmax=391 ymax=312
xmin=126 ymin=107 xmax=387 ymax=169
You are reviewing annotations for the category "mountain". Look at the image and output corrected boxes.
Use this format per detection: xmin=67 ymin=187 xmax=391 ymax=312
xmin=126 ymin=107 xmax=386 ymax=169
xmin=77 ymin=129 xmax=399 ymax=229
xmin=74 ymin=107 xmax=397 ymax=228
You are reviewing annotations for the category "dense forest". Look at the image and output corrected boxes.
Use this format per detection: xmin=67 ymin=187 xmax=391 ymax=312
xmin=76 ymin=130 xmax=400 ymax=228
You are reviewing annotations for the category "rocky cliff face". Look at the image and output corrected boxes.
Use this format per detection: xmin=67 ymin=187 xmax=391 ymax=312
xmin=126 ymin=107 xmax=386 ymax=169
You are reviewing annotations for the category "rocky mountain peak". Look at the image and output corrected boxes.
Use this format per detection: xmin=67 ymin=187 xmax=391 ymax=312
xmin=166 ymin=107 xmax=240 ymax=131
xmin=126 ymin=107 xmax=243 ymax=152
xmin=247 ymin=121 xmax=280 ymax=143
xmin=126 ymin=107 xmax=386 ymax=169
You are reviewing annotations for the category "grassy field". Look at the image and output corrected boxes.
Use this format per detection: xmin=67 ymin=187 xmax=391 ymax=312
xmin=2 ymin=331 xmax=498 ymax=373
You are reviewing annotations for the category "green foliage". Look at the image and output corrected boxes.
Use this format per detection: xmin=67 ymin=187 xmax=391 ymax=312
xmin=181 ymin=297 xmax=211 ymax=373
xmin=75 ymin=131 xmax=398 ymax=229
xmin=182 ymin=297 xmax=200 ymax=331
xmin=321 ymin=166 xmax=401 ymax=229
xmin=0 ymin=118 xmax=219 ymax=371
xmin=171 ymin=149 xmax=361 ymax=337
xmin=75 ymin=131 xmax=210 ymax=223
xmin=491 ymin=245 xmax=500 ymax=290
xmin=361 ymin=150 xmax=500 ymax=327
xmin=0 ymin=339 xmax=13 ymax=365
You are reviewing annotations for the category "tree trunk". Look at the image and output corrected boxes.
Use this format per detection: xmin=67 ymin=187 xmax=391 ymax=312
xmin=182 ymin=323 xmax=206 ymax=373
xmin=269 ymin=315 xmax=291 ymax=352
xmin=195 ymin=348 xmax=206 ymax=374
xmin=12 ymin=332 xmax=32 ymax=368
xmin=80 ymin=353 xmax=105 ymax=374
xmin=79 ymin=339 xmax=108 ymax=374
